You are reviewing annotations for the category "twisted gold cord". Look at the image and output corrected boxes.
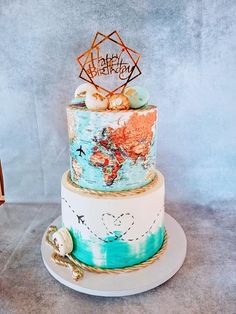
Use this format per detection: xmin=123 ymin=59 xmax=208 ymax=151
xmin=66 ymin=171 xmax=159 ymax=197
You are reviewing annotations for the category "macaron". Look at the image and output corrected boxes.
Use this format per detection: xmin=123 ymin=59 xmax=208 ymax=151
xmin=74 ymin=83 xmax=97 ymax=104
xmin=124 ymin=86 xmax=149 ymax=109
xmin=85 ymin=91 xmax=109 ymax=111
xmin=108 ymin=93 xmax=130 ymax=111
xmin=52 ymin=227 xmax=73 ymax=256
xmin=70 ymin=98 xmax=86 ymax=107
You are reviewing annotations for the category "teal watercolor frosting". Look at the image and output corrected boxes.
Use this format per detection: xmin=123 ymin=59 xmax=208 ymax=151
xmin=69 ymin=225 xmax=165 ymax=269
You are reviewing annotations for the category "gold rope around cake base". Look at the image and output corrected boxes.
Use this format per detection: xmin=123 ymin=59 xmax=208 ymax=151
xmin=66 ymin=171 xmax=158 ymax=197
xmin=45 ymin=226 xmax=168 ymax=280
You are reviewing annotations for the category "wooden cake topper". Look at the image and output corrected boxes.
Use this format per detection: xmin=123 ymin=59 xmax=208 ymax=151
xmin=77 ymin=31 xmax=141 ymax=96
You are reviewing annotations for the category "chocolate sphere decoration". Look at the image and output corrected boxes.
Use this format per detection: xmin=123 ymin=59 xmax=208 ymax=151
xmin=85 ymin=91 xmax=109 ymax=110
xmin=124 ymin=86 xmax=149 ymax=109
xmin=108 ymin=93 xmax=130 ymax=111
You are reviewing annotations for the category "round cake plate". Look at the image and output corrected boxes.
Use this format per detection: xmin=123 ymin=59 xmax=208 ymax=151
xmin=41 ymin=213 xmax=187 ymax=297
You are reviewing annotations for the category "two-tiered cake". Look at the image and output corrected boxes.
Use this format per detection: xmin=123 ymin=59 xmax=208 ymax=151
xmin=54 ymin=32 xmax=165 ymax=270
xmin=58 ymin=91 xmax=165 ymax=269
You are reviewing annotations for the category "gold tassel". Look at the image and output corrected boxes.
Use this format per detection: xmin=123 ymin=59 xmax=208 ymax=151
xmin=52 ymin=252 xmax=84 ymax=281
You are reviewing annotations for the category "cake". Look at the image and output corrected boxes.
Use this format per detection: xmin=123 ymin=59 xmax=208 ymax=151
xmin=55 ymin=32 xmax=165 ymax=271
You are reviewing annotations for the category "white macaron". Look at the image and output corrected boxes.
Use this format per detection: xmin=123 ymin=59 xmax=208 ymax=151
xmin=74 ymin=83 xmax=97 ymax=101
xmin=52 ymin=227 xmax=73 ymax=256
xmin=85 ymin=91 xmax=109 ymax=110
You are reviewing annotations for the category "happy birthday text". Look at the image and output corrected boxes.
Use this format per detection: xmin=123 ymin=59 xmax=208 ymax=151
xmin=84 ymin=49 xmax=134 ymax=80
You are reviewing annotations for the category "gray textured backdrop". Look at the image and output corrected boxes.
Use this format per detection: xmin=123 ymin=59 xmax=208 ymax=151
xmin=1 ymin=0 xmax=236 ymax=203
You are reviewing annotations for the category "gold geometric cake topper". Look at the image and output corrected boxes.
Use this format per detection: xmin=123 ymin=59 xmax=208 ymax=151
xmin=77 ymin=31 xmax=141 ymax=96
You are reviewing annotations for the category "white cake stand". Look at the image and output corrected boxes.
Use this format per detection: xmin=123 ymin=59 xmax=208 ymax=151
xmin=41 ymin=213 xmax=187 ymax=297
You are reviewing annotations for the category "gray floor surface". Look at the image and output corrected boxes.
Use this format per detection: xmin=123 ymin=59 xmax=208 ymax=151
xmin=0 ymin=202 xmax=235 ymax=314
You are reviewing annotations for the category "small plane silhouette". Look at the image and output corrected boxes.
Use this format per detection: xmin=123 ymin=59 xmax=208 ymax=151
xmin=77 ymin=215 xmax=85 ymax=224
xmin=76 ymin=145 xmax=86 ymax=157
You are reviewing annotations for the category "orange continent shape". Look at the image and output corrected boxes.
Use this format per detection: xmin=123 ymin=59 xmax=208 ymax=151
xmin=110 ymin=110 xmax=157 ymax=162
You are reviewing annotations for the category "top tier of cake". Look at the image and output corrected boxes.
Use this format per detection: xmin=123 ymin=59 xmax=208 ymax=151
xmin=67 ymin=104 xmax=158 ymax=192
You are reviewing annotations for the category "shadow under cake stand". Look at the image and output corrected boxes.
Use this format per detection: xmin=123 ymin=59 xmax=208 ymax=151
xmin=41 ymin=213 xmax=187 ymax=297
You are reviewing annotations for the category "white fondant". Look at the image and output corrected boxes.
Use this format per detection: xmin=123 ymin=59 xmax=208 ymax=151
xmin=52 ymin=227 xmax=73 ymax=256
xmin=61 ymin=170 xmax=165 ymax=244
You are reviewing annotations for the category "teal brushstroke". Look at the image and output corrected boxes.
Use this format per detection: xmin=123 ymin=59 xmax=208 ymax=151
xmin=69 ymin=227 xmax=94 ymax=265
xmin=70 ymin=225 xmax=165 ymax=269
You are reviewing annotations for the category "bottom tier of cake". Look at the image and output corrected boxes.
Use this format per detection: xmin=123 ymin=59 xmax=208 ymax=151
xmin=61 ymin=170 xmax=165 ymax=269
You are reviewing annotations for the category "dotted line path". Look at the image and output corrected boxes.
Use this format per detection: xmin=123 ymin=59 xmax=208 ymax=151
xmin=101 ymin=213 xmax=135 ymax=241
xmin=61 ymin=197 xmax=162 ymax=243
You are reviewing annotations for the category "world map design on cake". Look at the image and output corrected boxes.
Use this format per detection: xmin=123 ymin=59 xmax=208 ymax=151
xmin=68 ymin=106 xmax=157 ymax=191
xmin=90 ymin=110 xmax=156 ymax=186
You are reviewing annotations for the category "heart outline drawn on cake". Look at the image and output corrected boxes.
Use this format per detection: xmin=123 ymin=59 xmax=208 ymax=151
xmin=101 ymin=212 xmax=135 ymax=241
